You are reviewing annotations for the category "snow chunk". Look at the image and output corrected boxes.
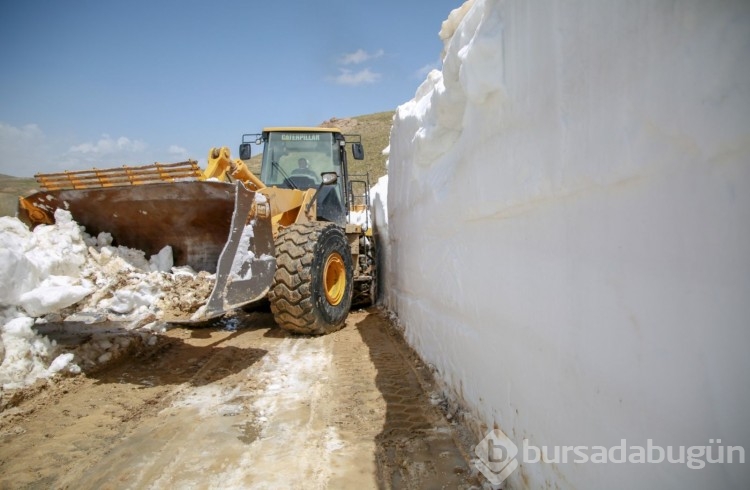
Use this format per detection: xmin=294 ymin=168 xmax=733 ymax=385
xmin=19 ymin=276 xmax=94 ymax=317
xmin=47 ymin=352 xmax=75 ymax=374
xmin=0 ymin=218 xmax=38 ymax=305
xmin=149 ymin=246 xmax=174 ymax=272
xmin=25 ymin=209 xmax=88 ymax=278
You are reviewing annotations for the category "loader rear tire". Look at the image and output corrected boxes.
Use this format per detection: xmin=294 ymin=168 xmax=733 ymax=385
xmin=269 ymin=222 xmax=353 ymax=335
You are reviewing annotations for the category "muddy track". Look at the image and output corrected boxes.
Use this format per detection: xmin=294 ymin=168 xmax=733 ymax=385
xmin=0 ymin=308 xmax=478 ymax=489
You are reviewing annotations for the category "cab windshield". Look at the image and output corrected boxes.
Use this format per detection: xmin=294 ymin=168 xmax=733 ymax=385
xmin=260 ymin=131 xmax=341 ymax=190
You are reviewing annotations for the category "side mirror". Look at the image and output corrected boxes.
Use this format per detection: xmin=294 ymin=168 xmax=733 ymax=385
xmin=320 ymin=172 xmax=338 ymax=185
xmin=352 ymin=142 xmax=364 ymax=160
xmin=239 ymin=143 xmax=252 ymax=160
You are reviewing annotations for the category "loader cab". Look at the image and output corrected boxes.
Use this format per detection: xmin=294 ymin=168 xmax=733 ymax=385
xmin=252 ymin=127 xmax=361 ymax=225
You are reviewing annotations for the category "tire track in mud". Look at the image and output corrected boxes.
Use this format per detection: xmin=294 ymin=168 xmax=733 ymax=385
xmin=352 ymin=312 xmax=476 ymax=489
xmin=0 ymin=309 xmax=477 ymax=489
xmin=0 ymin=312 xmax=273 ymax=489
xmin=59 ymin=314 xmax=278 ymax=490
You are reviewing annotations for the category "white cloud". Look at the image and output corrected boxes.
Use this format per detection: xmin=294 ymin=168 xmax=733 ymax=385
xmin=165 ymin=145 xmax=192 ymax=163
xmin=168 ymin=145 xmax=188 ymax=155
xmin=333 ymin=68 xmax=382 ymax=86
xmin=339 ymin=49 xmax=384 ymax=65
xmin=61 ymin=134 xmax=151 ymax=169
xmin=0 ymin=122 xmax=44 ymax=143
xmin=69 ymin=134 xmax=147 ymax=155
xmin=331 ymin=48 xmax=385 ymax=86
xmin=0 ymin=122 xmax=188 ymax=176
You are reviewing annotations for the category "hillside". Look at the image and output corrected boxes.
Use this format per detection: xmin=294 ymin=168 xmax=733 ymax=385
xmin=321 ymin=110 xmax=393 ymax=184
xmin=0 ymin=174 xmax=39 ymax=217
xmin=0 ymin=111 xmax=394 ymax=218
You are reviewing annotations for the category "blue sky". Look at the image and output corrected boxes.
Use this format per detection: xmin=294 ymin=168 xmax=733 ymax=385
xmin=0 ymin=0 xmax=461 ymax=177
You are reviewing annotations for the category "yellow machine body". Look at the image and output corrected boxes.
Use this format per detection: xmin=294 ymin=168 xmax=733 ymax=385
xmin=16 ymin=127 xmax=373 ymax=325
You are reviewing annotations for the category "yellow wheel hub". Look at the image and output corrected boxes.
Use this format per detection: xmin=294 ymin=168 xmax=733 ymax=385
xmin=323 ymin=252 xmax=346 ymax=306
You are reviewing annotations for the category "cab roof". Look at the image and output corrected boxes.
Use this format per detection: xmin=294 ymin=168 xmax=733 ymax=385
xmin=262 ymin=127 xmax=342 ymax=133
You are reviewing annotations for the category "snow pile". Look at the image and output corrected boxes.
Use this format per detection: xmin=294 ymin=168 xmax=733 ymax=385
xmin=0 ymin=209 xmax=215 ymax=390
xmin=0 ymin=315 xmax=75 ymax=389
xmin=381 ymin=0 xmax=750 ymax=488
xmin=347 ymin=209 xmax=370 ymax=229
xmin=1 ymin=211 xmax=91 ymax=315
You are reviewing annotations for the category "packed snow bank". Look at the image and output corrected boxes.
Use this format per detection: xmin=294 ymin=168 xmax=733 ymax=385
xmin=370 ymin=174 xmax=389 ymax=300
xmin=0 ymin=209 xmax=214 ymax=391
xmin=381 ymin=0 xmax=750 ymax=488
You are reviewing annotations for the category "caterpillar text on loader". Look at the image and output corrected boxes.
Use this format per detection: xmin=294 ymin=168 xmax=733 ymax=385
xmin=18 ymin=127 xmax=377 ymax=335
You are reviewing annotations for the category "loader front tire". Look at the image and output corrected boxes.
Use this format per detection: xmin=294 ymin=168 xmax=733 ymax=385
xmin=270 ymin=222 xmax=353 ymax=335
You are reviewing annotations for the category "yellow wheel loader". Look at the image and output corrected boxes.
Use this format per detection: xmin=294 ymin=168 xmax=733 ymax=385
xmin=18 ymin=127 xmax=377 ymax=335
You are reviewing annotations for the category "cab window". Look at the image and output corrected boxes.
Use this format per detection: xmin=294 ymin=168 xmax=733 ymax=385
xmin=261 ymin=132 xmax=342 ymax=193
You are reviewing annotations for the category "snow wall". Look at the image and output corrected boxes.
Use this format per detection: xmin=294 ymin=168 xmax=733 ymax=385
xmin=376 ymin=1 xmax=750 ymax=488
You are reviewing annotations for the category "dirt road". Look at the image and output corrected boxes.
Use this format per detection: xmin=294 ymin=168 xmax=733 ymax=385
xmin=0 ymin=308 xmax=479 ymax=489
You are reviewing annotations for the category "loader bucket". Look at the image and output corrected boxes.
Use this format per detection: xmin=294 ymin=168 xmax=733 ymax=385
xmin=18 ymin=180 xmax=276 ymax=323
